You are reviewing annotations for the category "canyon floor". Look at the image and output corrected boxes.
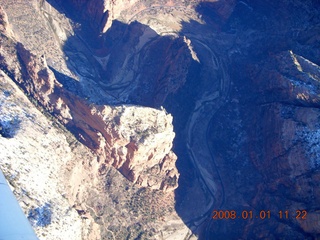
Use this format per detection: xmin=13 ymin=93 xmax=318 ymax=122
xmin=1 ymin=0 xmax=320 ymax=239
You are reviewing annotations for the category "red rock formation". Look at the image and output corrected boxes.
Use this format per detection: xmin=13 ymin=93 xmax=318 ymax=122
xmin=207 ymin=50 xmax=320 ymax=238
xmin=245 ymin=53 xmax=320 ymax=238
xmin=0 ymin=19 xmax=179 ymax=191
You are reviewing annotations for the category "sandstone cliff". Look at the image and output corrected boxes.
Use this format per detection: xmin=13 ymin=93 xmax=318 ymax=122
xmin=0 ymin=9 xmax=178 ymax=191
xmin=1 ymin=0 xmax=320 ymax=239
xmin=0 ymin=68 xmax=189 ymax=239
xmin=206 ymin=50 xmax=320 ymax=239
xmin=0 ymin=4 xmax=188 ymax=239
xmin=202 ymin=1 xmax=320 ymax=238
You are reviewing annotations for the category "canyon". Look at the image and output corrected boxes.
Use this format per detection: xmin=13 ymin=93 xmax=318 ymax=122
xmin=0 ymin=0 xmax=320 ymax=239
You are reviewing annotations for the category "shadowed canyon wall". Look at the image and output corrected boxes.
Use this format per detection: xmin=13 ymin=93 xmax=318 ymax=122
xmin=0 ymin=0 xmax=320 ymax=239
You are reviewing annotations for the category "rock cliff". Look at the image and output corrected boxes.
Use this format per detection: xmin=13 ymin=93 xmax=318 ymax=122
xmin=201 ymin=1 xmax=320 ymax=238
xmin=205 ymin=49 xmax=320 ymax=239
xmin=0 ymin=68 xmax=188 ymax=239
xmin=0 ymin=4 xmax=186 ymax=239
xmin=0 ymin=0 xmax=320 ymax=239
xmin=0 ymin=13 xmax=178 ymax=191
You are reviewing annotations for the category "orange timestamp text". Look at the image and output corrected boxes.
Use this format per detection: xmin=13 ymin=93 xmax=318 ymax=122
xmin=212 ymin=210 xmax=307 ymax=220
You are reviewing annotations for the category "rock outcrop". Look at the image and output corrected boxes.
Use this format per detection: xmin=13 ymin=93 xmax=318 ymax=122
xmin=241 ymin=51 xmax=320 ymax=239
xmin=0 ymin=8 xmax=178 ymax=191
xmin=1 ymin=0 xmax=320 ymax=239
xmin=56 ymin=0 xmax=236 ymax=37
xmin=0 ymin=69 xmax=189 ymax=239
xmin=0 ymin=5 xmax=187 ymax=239
xmin=0 ymin=6 xmax=10 ymax=34
xmin=203 ymin=1 xmax=320 ymax=237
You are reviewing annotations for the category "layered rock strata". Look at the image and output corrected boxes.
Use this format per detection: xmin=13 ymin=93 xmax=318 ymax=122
xmin=203 ymin=1 xmax=320 ymax=235
xmin=0 ymin=6 xmax=178 ymax=191
xmin=0 ymin=69 xmax=189 ymax=239
xmin=0 ymin=5 xmax=189 ymax=239
xmin=1 ymin=0 xmax=319 ymax=239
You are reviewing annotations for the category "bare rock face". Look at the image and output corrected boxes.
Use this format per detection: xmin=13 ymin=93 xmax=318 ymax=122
xmin=241 ymin=52 xmax=320 ymax=238
xmin=1 ymin=0 xmax=320 ymax=239
xmin=57 ymin=0 xmax=132 ymax=34
xmin=0 ymin=5 xmax=185 ymax=239
xmin=16 ymin=43 xmax=57 ymax=107
xmin=0 ymin=69 xmax=188 ymax=240
xmin=0 ymin=33 xmax=178 ymax=190
xmin=57 ymin=0 xmax=207 ymax=35
xmin=0 ymin=6 xmax=9 ymax=33
xmin=202 ymin=52 xmax=320 ymax=239
xmin=97 ymin=105 xmax=178 ymax=190
xmin=205 ymin=39 xmax=320 ymax=240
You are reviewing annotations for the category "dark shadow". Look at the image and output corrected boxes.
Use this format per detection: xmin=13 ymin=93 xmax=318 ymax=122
xmin=46 ymin=0 xmax=108 ymax=48
xmin=43 ymin=1 xmax=240 ymax=239
xmin=41 ymin=0 xmax=320 ymax=239
xmin=47 ymin=0 xmax=196 ymax=107
xmin=176 ymin=1 xmax=320 ymax=240
xmin=0 ymin=117 xmax=21 ymax=138
xmin=48 ymin=66 xmax=85 ymax=97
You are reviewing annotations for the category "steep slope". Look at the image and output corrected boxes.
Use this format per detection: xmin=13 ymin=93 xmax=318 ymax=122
xmin=202 ymin=1 xmax=320 ymax=239
xmin=0 ymin=0 xmax=319 ymax=239
xmin=0 ymin=68 xmax=189 ymax=239
xmin=0 ymin=3 xmax=179 ymax=191
xmin=0 ymin=3 xmax=188 ymax=240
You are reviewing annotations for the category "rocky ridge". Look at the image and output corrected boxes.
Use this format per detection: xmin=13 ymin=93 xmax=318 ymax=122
xmin=0 ymin=6 xmax=179 ymax=191
xmin=0 ymin=68 xmax=189 ymax=239
xmin=202 ymin=1 xmax=320 ymax=238
xmin=0 ymin=4 xmax=190 ymax=239
xmin=204 ymin=49 xmax=320 ymax=239
xmin=1 ymin=0 xmax=320 ymax=239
